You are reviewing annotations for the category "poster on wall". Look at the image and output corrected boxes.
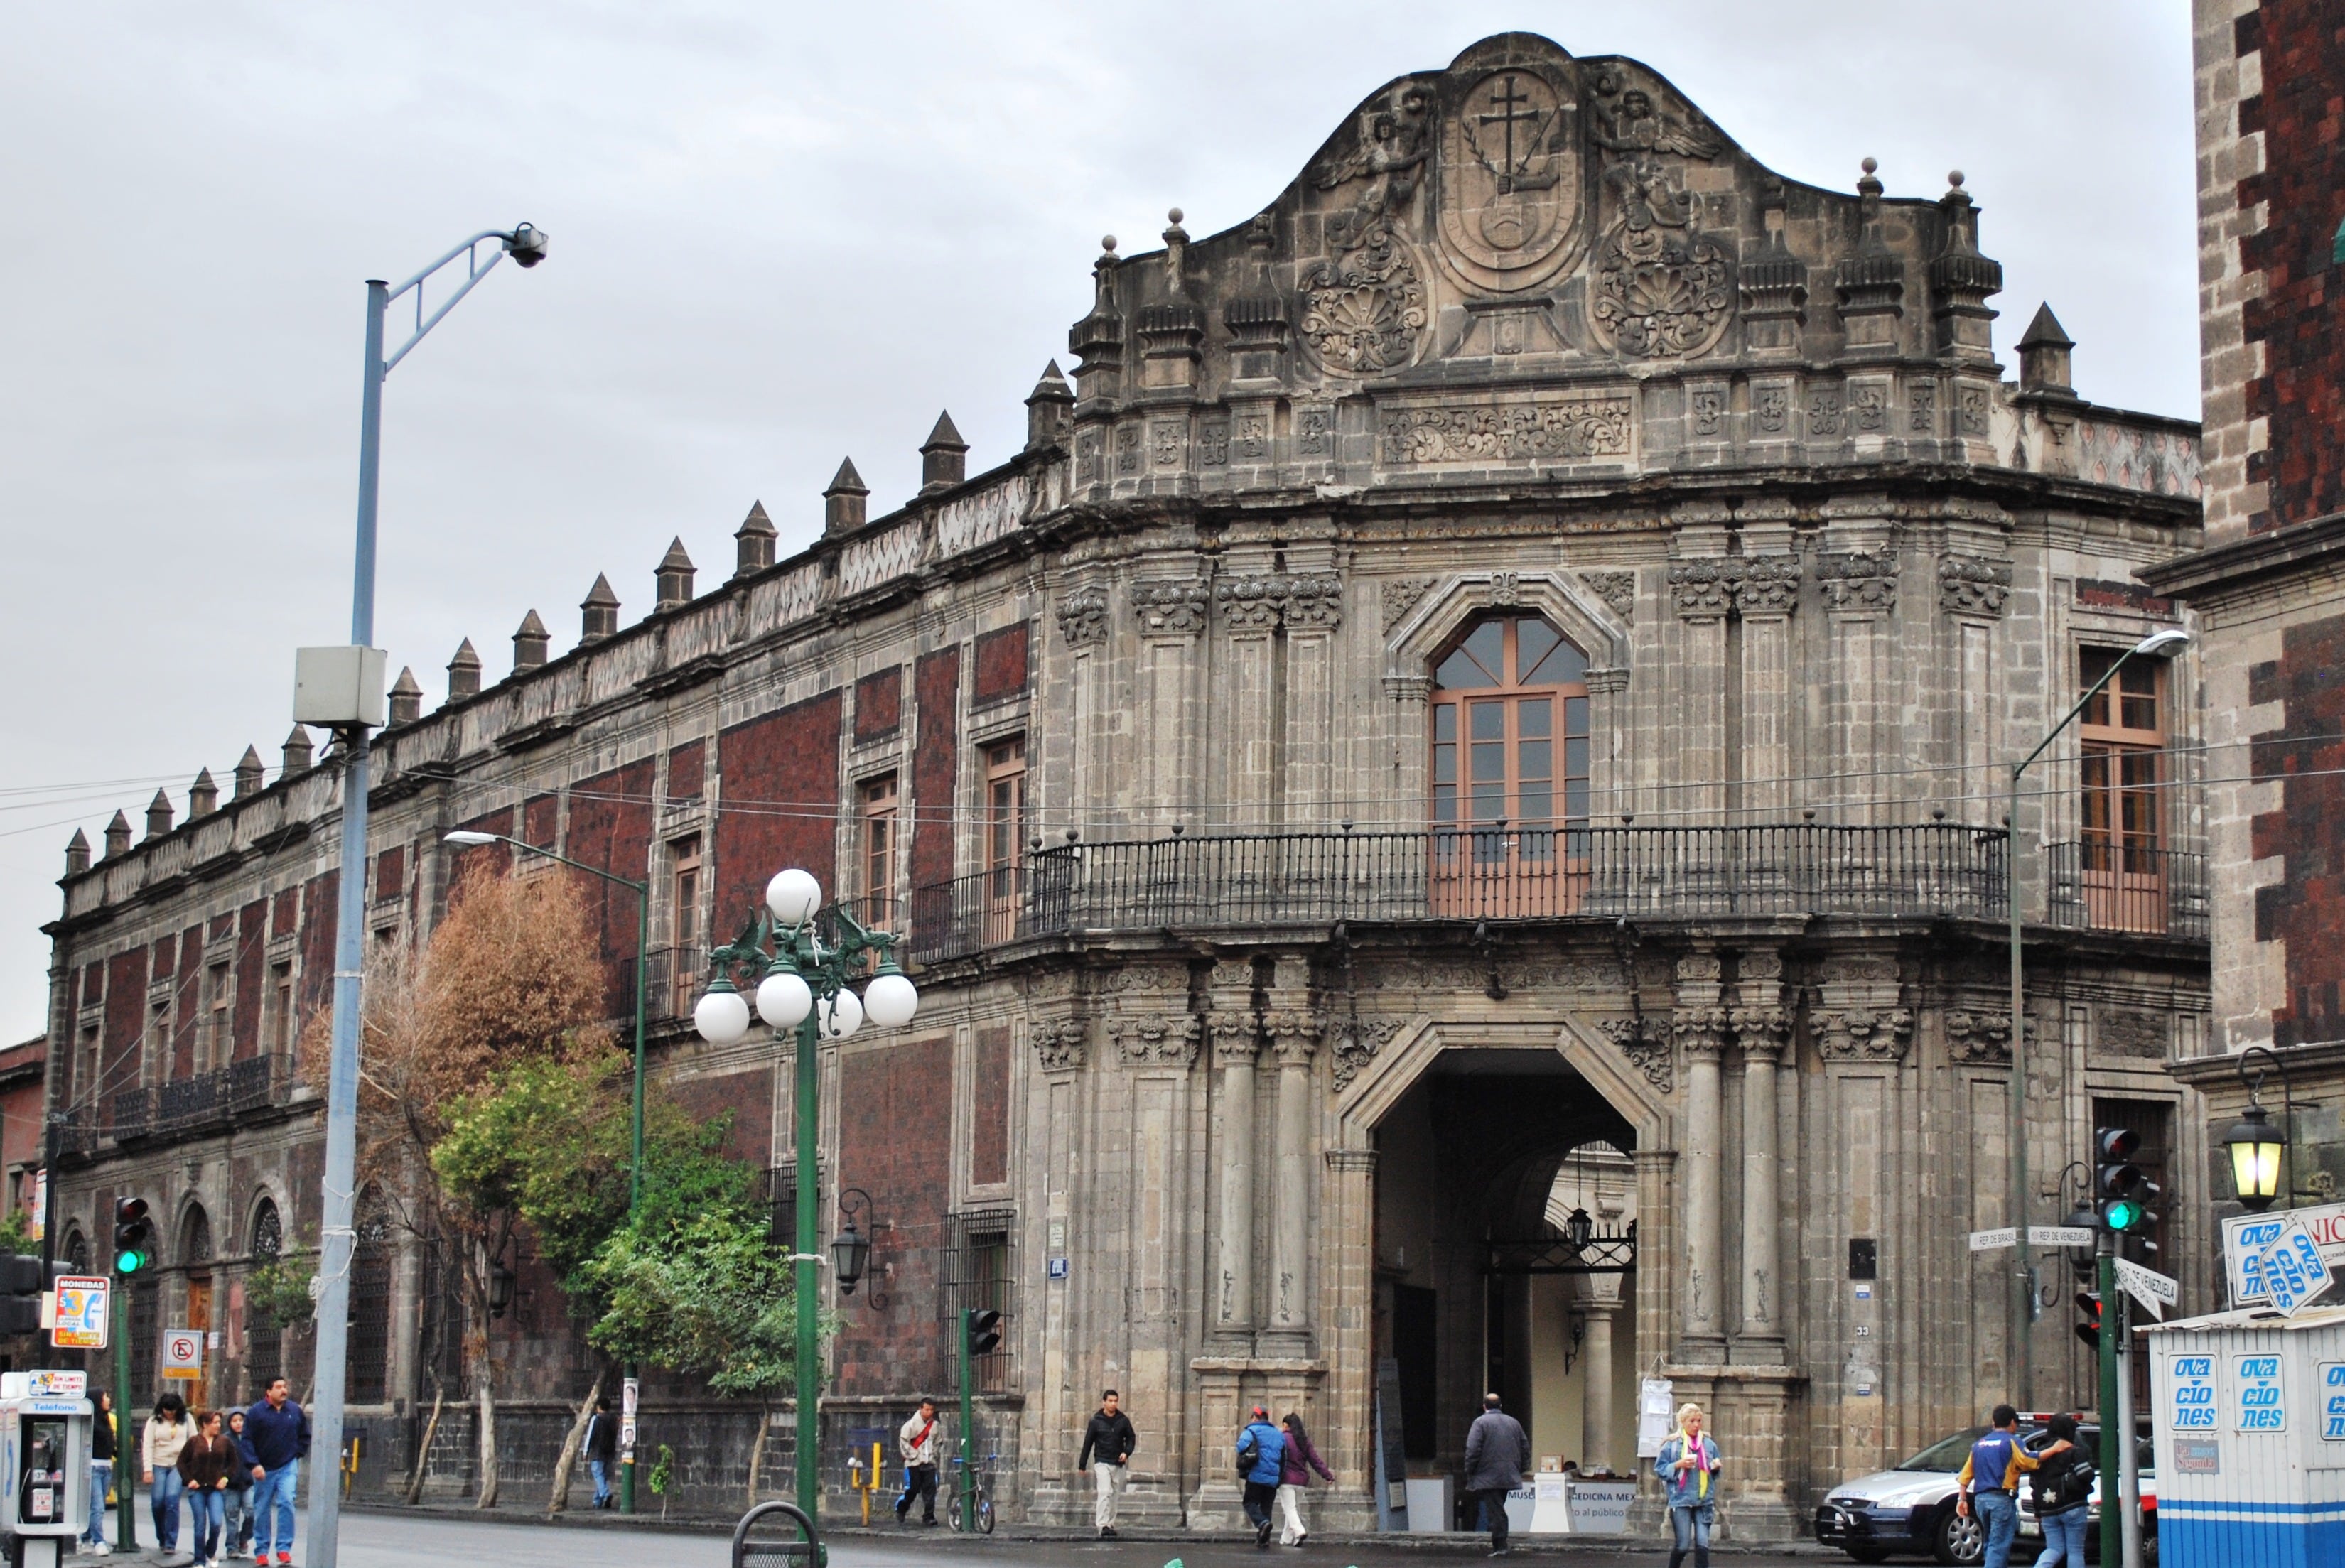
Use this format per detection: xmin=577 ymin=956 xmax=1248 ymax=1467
xmin=1636 ymin=1378 xmax=1675 ymax=1459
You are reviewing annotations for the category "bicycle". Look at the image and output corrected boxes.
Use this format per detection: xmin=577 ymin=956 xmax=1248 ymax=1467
xmin=947 ymin=1451 xmax=998 ymax=1535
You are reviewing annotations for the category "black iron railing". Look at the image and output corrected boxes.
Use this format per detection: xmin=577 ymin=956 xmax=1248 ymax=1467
xmin=900 ymin=823 xmax=2010 ymax=964
xmin=106 ymin=1057 xmax=295 ymax=1144
xmin=2046 ymin=840 xmax=2210 ymax=941
xmin=109 ymin=1088 xmax=153 ymax=1141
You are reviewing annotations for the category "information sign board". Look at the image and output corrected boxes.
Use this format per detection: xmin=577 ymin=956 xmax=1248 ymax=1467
xmin=49 ymin=1277 xmax=107 ymax=1351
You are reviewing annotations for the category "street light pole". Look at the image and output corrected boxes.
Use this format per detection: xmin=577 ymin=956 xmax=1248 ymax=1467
xmin=308 ymin=225 xmax=547 ymax=1568
xmin=443 ymin=831 xmax=647 ymax=1511
xmin=2003 ymin=626 xmax=2187 ymax=1412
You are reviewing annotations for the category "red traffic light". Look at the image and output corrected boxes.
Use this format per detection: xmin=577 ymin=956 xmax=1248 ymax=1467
xmin=2074 ymin=1289 xmax=2102 ymax=1349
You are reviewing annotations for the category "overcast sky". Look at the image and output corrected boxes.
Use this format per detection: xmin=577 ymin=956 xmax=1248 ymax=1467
xmin=0 ymin=1 xmax=2196 ymax=1036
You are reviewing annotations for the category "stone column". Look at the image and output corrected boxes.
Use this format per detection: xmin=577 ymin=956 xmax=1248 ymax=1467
xmin=1580 ymin=1299 xmax=1619 ymax=1471
xmin=1264 ymin=955 xmax=1321 ymax=1339
xmin=1732 ymin=951 xmax=1791 ymax=1360
xmin=1320 ymin=1146 xmax=1379 ymax=1522
xmin=1666 ymin=514 xmax=1732 ymax=821
xmin=1209 ymin=961 xmax=1261 ymax=1337
xmin=1673 ymin=951 xmax=1729 ymax=1360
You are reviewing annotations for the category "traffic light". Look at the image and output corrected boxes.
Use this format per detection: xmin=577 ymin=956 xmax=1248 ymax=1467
xmin=2095 ymin=1128 xmax=2145 ymax=1232
xmin=2074 ymin=1289 xmax=2102 ymax=1350
xmin=966 ymin=1308 xmax=1002 ymax=1358
xmin=112 ymin=1196 xmax=153 ymax=1275
xmin=0 ymin=1255 xmax=42 ymax=1336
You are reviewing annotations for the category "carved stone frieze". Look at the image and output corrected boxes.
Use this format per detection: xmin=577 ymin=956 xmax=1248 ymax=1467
xmin=1382 ymin=575 xmax=1437 ymax=634
xmin=1033 ymin=1017 xmax=1089 ymax=1071
xmin=1111 ymin=1012 xmax=1202 ymax=1069
xmin=1332 ymin=1016 xmax=1403 ymax=1091
xmin=1379 ymin=394 xmax=1633 ymax=465
xmin=1131 ymin=580 xmax=1210 ymax=636
xmin=1599 ymin=1016 xmax=1673 ymax=1092
xmin=1582 ymin=571 xmax=1637 ymax=622
xmin=1054 ymin=584 xmax=1109 ymax=647
xmin=1816 ymin=551 xmax=1899 ymax=612
xmin=1936 ymin=553 xmax=2013 ymax=617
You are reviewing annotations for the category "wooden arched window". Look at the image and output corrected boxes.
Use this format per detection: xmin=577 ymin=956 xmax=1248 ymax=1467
xmin=1430 ymin=614 xmax=1590 ymax=912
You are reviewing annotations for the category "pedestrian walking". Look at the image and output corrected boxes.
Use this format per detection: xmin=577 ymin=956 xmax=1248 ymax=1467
xmin=1275 ymin=1411 xmax=1335 ymax=1547
xmin=582 ymin=1397 xmax=618 ymax=1510
xmin=1656 ymin=1402 xmax=1723 ymax=1568
xmin=1462 ymin=1393 xmax=1530 ymax=1558
xmin=1954 ymin=1404 xmax=2037 ymax=1568
xmin=894 ymin=1397 xmax=942 ymax=1527
xmin=85 ymin=1389 xmax=116 ymax=1556
xmin=2027 ymin=1413 xmax=2091 ymax=1568
xmin=141 ymin=1392 xmax=194 ymax=1558
xmin=1236 ymin=1404 xmax=1286 ymax=1549
xmin=243 ymin=1376 xmax=311 ymax=1567
xmin=222 ymin=1410 xmax=256 ymax=1559
xmin=179 ymin=1410 xmax=237 ymax=1568
xmin=1076 ymin=1388 xmax=1136 ymax=1539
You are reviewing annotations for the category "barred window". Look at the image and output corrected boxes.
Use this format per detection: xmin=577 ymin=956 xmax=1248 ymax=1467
xmin=942 ymin=1209 xmax=1017 ymax=1394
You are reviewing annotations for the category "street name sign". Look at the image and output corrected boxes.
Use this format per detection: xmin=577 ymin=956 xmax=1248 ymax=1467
xmin=1968 ymin=1227 xmax=2018 ymax=1253
xmin=2031 ymin=1225 xmax=2098 ymax=1248
xmin=2115 ymin=1257 xmax=2179 ymax=1320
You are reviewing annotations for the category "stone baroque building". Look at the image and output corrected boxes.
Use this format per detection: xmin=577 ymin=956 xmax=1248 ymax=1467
xmin=43 ymin=34 xmax=2216 ymax=1535
xmin=2152 ymin=0 xmax=2345 ymax=1201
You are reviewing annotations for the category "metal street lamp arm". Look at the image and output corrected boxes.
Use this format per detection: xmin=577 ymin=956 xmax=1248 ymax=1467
xmin=454 ymin=831 xmax=647 ymax=894
xmin=381 ymin=229 xmax=530 ymax=374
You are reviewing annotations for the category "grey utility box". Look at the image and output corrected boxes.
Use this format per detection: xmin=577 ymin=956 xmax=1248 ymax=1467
xmin=293 ymin=645 xmax=388 ymax=728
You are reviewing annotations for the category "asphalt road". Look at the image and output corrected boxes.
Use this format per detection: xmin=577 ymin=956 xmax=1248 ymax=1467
xmin=297 ymin=1512 xmax=1827 ymax=1567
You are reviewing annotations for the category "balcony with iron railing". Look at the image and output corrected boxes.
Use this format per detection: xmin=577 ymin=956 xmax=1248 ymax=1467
xmin=104 ymin=1054 xmax=296 ymax=1145
xmin=2045 ymin=840 xmax=2210 ymax=941
xmin=898 ymin=823 xmax=2014 ymax=966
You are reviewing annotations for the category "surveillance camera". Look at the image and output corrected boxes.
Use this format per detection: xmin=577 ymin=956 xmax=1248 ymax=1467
xmin=505 ymin=223 xmax=550 ymax=268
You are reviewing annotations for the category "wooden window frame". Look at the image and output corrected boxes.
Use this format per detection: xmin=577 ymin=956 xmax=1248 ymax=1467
xmin=858 ymin=774 xmax=900 ymax=929
xmin=669 ymin=836 xmax=704 ymax=1019
xmin=1428 ymin=614 xmax=1591 ymax=914
xmin=2077 ymin=646 xmax=2170 ymax=931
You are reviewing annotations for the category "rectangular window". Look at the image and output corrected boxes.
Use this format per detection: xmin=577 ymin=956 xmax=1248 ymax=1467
xmin=207 ymin=962 xmax=233 ymax=1073
xmin=670 ymin=836 xmax=703 ymax=1020
xmin=267 ymin=962 xmax=294 ymax=1056
xmin=983 ymin=738 xmax=1026 ymax=942
xmin=2077 ymin=648 xmax=2169 ymax=931
xmin=75 ymin=1024 xmax=99 ymax=1113
xmin=859 ymin=776 xmax=899 ymax=929
xmin=149 ymin=1001 xmax=171 ymax=1088
xmin=944 ymin=1210 xmax=1018 ymax=1394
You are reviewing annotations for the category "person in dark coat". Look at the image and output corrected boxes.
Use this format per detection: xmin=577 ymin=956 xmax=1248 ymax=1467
xmin=1076 ymin=1390 xmax=1137 ymax=1539
xmin=1462 ymin=1393 xmax=1530 ymax=1557
xmin=582 ymin=1397 xmax=619 ymax=1509
xmin=243 ymin=1376 xmax=311 ymax=1565
xmin=1275 ymin=1412 xmax=1336 ymax=1546
xmin=222 ymin=1410 xmax=257 ymax=1557
xmin=85 ymin=1389 xmax=115 ymax=1555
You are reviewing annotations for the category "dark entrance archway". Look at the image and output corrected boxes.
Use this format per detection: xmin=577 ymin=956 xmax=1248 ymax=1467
xmin=1371 ymin=1047 xmax=1639 ymax=1492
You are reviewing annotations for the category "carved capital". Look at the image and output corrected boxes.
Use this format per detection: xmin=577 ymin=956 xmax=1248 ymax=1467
xmin=1816 ymin=1007 xmax=1914 ymax=1063
xmin=1667 ymin=559 xmax=1733 ymax=619
xmin=1325 ymin=1147 xmax=1379 ymax=1174
xmin=1732 ymin=554 xmax=1802 ymax=616
xmin=1032 ymin=1016 xmax=1089 ymax=1071
xmin=1599 ymin=1015 xmax=1673 ymax=1092
xmin=1131 ymin=579 xmax=1210 ymax=637
xmin=1673 ymin=1006 xmax=1733 ymax=1060
xmin=1332 ymin=1016 xmax=1402 ymax=1091
xmin=1383 ymin=674 xmax=1434 ymax=705
xmin=1730 ymin=1007 xmax=1792 ymax=1058
xmin=1936 ymin=553 xmax=2012 ymax=617
xmin=1209 ymin=1010 xmax=1262 ymax=1064
xmin=1217 ymin=574 xmax=1287 ymax=634
xmin=1265 ymin=1009 xmax=1325 ymax=1066
xmin=1816 ymin=551 xmax=1899 ymax=612
xmin=1284 ymin=574 xmax=1345 ymax=632
xmin=1110 ymin=1012 xmax=1202 ymax=1069
xmin=1218 ymin=573 xmax=1345 ymax=634
xmin=1944 ymin=1010 xmax=2015 ymax=1064
xmin=1054 ymin=584 xmax=1110 ymax=647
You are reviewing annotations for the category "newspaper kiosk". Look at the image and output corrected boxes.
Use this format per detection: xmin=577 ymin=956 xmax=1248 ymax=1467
xmin=0 ymin=1371 xmax=89 ymax=1568
xmin=2144 ymin=1303 xmax=2345 ymax=1567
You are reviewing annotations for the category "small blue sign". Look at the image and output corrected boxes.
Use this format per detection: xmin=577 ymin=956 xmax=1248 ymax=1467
xmin=1047 ymin=1257 xmax=1069 ymax=1280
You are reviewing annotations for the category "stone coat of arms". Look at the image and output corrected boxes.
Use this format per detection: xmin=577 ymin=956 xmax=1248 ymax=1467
xmin=1435 ymin=65 xmax=1584 ymax=293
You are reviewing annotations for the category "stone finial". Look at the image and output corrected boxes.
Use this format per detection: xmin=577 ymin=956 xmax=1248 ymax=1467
xmin=387 ymin=666 xmax=423 ymax=724
xmin=1025 ymin=360 xmax=1074 ymax=452
xmin=2016 ymin=303 xmax=2076 ymax=395
xmin=1068 ymin=237 xmax=1126 ymax=404
xmin=281 ymin=725 xmax=315 ymax=774
xmin=102 ymin=811 xmax=131 ymax=860
xmin=447 ymin=639 xmax=483 ymax=701
xmin=144 ymin=789 xmax=174 ymax=842
xmin=1163 ymin=207 xmax=1190 ymax=293
xmin=188 ymin=767 xmax=220 ymax=818
xmin=1857 ymin=155 xmax=1883 ymax=198
xmin=513 ymin=609 xmax=551 ymax=670
xmin=824 ymin=458 xmax=869 ymax=536
xmin=654 ymin=539 xmax=696 ymax=612
xmin=580 ymin=573 xmax=620 ymax=643
xmin=64 ymin=828 xmax=92 ymax=876
xmin=733 ymin=502 xmax=776 ymax=578
xmin=233 ymin=746 xmax=266 ymax=799
xmin=920 ymin=411 xmax=969 ymax=493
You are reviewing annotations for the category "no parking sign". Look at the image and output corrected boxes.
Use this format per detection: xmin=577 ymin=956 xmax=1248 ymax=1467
xmin=161 ymin=1328 xmax=203 ymax=1380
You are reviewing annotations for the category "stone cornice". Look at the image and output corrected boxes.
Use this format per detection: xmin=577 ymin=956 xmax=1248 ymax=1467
xmin=2140 ymin=509 xmax=2345 ymax=603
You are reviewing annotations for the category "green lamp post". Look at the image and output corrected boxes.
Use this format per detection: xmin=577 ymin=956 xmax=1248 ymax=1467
xmin=692 ymin=868 xmax=919 ymax=1524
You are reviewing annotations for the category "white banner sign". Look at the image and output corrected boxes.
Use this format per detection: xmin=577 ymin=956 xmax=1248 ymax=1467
xmin=2255 ymin=1221 xmax=2334 ymax=1317
xmin=2224 ymin=1204 xmax=2345 ymax=1307
xmin=2115 ymin=1257 xmax=2179 ymax=1320
xmin=1968 ymin=1227 xmax=2018 ymax=1253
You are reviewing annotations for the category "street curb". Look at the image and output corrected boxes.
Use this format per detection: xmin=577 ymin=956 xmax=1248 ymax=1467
xmin=338 ymin=1499 xmax=1835 ymax=1555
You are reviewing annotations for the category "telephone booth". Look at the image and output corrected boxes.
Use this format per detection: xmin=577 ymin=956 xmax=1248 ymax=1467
xmin=0 ymin=1371 xmax=91 ymax=1568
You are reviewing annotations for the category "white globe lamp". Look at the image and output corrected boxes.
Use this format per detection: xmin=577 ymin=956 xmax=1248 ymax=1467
xmin=755 ymin=969 xmax=813 ymax=1029
xmin=694 ymin=985 xmax=752 ymax=1045
xmin=863 ymin=970 xmax=919 ymax=1029
xmin=817 ymin=986 xmax=864 ymax=1041
xmin=766 ymin=868 xmax=821 ymax=928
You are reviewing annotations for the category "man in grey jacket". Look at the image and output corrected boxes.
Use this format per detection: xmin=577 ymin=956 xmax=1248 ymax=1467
xmin=1462 ymin=1393 xmax=1529 ymax=1557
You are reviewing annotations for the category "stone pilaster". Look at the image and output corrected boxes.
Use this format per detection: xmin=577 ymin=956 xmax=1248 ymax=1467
xmin=1673 ymin=950 xmax=1729 ymax=1359
xmin=1209 ymin=961 xmax=1260 ymax=1337
xmin=1263 ymin=954 xmax=1320 ymax=1343
xmin=1731 ymin=951 xmax=1791 ymax=1361
xmin=1580 ymin=1298 xmax=1620 ymax=1472
xmin=1320 ymin=1146 xmax=1379 ymax=1526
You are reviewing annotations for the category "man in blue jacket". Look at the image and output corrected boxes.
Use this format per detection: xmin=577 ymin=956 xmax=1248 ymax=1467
xmin=1236 ymin=1405 xmax=1285 ymax=1549
xmin=244 ymin=1377 xmax=311 ymax=1567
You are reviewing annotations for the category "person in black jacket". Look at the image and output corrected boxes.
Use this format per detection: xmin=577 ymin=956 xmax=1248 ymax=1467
xmin=1076 ymin=1390 xmax=1137 ymax=1539
xmin=583 ymin=1397 xmax=619 ymax=1510
xmin=2028 ymin=1414 xmax=2091 ymax=1568
xmin=85 ymin=1389 xmax=115 ymax=1555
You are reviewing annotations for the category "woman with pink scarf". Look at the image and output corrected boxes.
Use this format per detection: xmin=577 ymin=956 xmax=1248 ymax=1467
xmin=1654 ymin=1402 xmax=1720 ymax=1568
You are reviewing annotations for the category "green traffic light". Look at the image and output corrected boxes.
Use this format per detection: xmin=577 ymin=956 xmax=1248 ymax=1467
xmin=115 ymin=1248 xmax=146 ymax=1274
xmin=2103 ymin=1199 xmax=2140 ymax=1231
